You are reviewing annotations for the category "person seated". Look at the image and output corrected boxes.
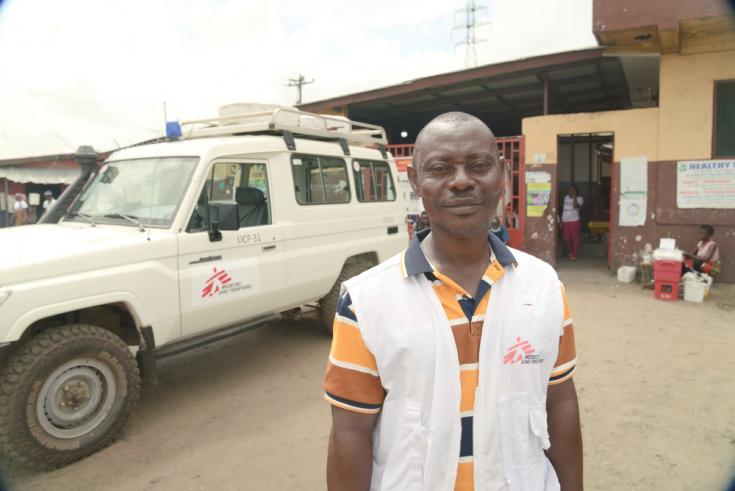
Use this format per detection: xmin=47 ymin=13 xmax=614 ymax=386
xmin=683 ymin=224 xmax=720 ymax=277
xmin=415 ymin=211 xmax=430 ymax=232
xmin=489 ymin=216 xmax=509 ymax=245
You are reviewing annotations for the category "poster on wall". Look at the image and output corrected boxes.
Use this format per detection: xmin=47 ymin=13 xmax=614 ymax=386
xmin=676 ymin=160 xmax=735 ymax=209
xmin=525 ymin=171 xmax=551 ymax=217
xmin=619 ymin=156 xmax=648 ymax=227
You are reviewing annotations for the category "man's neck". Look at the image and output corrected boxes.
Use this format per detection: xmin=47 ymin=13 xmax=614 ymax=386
xmin=425 ymin=227 xmax=490 ymax=270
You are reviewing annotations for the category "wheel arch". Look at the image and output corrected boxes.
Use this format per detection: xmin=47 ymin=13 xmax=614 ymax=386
xmin=6 ymin=293 xmax=149 ymax=346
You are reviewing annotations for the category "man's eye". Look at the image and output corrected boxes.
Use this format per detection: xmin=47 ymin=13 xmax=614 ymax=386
xmin=470 ymin=162 xmax=492 ymax=172
xmin=429 ymin=165 xmax=450 ymax=175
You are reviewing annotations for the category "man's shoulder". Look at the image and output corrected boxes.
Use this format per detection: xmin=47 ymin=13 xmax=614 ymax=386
xmin=507 ymin=248 xmax=558 ymax=279
xmin=345 ymin=253 xmax=402 ymax=290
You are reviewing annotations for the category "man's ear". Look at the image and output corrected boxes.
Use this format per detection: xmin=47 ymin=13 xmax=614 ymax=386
xmin=407 ymin=164 xmax=421 ymax=196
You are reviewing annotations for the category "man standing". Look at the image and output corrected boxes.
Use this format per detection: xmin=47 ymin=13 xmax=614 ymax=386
xmin=323 ymin=112 xmax=582 ymax=490
xmin=42 ymin=190 xmax=56 ymax=213
xmin=13 ymin=193 xmax=29 ymax=226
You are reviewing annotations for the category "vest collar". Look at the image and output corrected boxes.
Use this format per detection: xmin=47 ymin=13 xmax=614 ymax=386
xmin=401 ymin=228 xmax=517 ymax=278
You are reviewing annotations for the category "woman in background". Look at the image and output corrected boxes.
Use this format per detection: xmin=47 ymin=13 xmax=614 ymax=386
xmin=684 ymin=224 xmax=720 ymax=277
xmin=560 ymin=184 xmax=583 ymax=260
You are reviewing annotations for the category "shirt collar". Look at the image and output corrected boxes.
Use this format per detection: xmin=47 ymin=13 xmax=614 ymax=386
xmin=400 ymin=228 xmax=517 ymax=278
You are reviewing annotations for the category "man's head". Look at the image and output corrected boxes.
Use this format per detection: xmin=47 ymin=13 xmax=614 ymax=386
xmin=567 ymin=184 xmax=578 ymax=198
xmin=407 ymin=112 xmax=501 ymax=238
xmin=44 ymin=190 xmax=53 ymax=198
xmin=420 ymin=211 xmax=429 ymax=224
xmin=490 ymin=216 xmax=500 ymax=229
xmin=14 ymin=193 xmax=24 ymax=201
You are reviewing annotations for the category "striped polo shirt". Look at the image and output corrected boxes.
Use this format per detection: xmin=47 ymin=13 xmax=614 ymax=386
xmin=323 ymin=231 xmax=577 ymax=490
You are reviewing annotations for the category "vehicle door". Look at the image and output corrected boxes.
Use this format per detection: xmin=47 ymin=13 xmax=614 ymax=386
xmin=178 ymin=159 xmax=286 ymax=337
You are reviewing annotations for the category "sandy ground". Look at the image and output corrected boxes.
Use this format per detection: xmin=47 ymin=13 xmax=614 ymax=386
xmin=6 ymin=260 xmax=735 ymax=490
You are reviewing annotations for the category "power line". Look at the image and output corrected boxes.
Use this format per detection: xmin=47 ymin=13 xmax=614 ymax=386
xmin=452 ymin=0 xmax=490 ymax=68
xmin=286 ymin=74 xmax=315 ymax=104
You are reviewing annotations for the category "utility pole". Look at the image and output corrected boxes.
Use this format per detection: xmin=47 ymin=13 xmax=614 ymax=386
xmin=452 ymin=0 xmax=490 ymax=68
xmin=287 ymin=74 xmax=315 ymax=104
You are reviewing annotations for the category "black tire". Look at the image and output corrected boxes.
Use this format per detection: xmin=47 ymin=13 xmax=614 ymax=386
xmin=319 ymin=259 xmax=374 ymax=334
xmin=0 ymin=324 xmax=141 ymax=471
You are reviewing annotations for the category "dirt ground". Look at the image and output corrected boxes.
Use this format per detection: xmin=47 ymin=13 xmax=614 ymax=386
xmin=6 ymin=259 xmax=735 ymax=490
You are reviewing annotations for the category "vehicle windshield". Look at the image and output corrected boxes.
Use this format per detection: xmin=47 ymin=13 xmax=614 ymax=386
xmin=69 ymin=157 xmax=199 ymax=228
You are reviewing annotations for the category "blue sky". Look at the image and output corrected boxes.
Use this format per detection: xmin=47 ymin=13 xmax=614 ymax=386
xmin=0 ymin=0 xmax=596 ymax=159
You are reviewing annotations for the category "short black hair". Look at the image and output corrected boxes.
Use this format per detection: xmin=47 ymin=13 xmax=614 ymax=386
xmin=700 ymin=224 xmax=714 ymax=236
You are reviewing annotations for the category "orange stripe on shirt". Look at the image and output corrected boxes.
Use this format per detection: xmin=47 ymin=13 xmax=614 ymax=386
xmin=455 ymin=461 xmax=474 ymax=491
xmin=330 ymin=319 xmax=378 ymax=372
xmin=322 ymin=362 xmax=384 ymax=407
xmin=460 ymin=368 xmax=479 ymax=412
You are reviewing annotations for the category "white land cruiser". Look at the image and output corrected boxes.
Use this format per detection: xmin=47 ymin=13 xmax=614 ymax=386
xmin=0 ymin=106 xmax=405 ymax=469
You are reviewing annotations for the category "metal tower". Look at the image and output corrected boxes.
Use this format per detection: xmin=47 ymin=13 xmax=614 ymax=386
xmin=452 ymin=0 xmax=489 ymax=68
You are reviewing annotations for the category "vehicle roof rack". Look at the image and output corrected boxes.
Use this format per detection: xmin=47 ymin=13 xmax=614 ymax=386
xmin=179 ymin=107 xmax=388 ymax=150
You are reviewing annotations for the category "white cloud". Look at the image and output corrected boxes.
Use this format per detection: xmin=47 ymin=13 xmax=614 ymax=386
xmin=0 ymin=0 xmax=595 ymax=159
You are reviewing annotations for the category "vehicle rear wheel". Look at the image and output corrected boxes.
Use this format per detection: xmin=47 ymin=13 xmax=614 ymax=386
xmin=0 ymin=324 xmax=141 ymax=470
xmin=319 ymin=259 xmax=374 ymax=334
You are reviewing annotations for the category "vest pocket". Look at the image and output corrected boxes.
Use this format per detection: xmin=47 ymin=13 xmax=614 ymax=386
xmin=500 ymin=392 xmax=549 ymax=472
xmin=382 ymin=401 xmax=429 ymax=490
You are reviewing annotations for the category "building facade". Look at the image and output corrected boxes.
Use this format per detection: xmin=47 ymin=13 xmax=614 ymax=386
xmin=301 ymin=0 xmax=735 ymax=282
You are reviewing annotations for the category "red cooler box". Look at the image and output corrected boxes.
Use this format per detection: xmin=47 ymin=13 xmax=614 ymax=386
xmin=654 ymin=280 xmax=678 ymax=301
xmin=653 ymin=259 xmax=682 ymax=283
xmin=652 ymin=246 xmax=683 ymax=301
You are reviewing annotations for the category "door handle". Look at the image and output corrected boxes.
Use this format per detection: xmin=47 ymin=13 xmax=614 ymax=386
xmin=189 ymin=255 xmax=222 ymax=265
xmin=262 ymin=244 xmax=276 ymax=251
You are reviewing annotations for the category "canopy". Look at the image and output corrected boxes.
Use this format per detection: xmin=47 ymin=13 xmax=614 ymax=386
xmin=0 ymin=167 xmax=80 ymax=185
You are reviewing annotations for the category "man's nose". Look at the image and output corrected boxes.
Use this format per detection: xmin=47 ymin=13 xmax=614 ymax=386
xmin=449 ymin=165 xmax=473 ymax=190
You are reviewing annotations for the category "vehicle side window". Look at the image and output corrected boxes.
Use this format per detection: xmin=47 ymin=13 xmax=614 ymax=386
xmin=353 ymin=160 xmax=396 ymax=202
xmin=291 ymin=154 xmax=350 ymax=205
xmin=187 ymin=162 xmax=271 ymax=232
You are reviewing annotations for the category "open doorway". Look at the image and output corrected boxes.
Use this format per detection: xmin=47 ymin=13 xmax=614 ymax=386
xmin=556 ymin=133 xmax=614 ymax=264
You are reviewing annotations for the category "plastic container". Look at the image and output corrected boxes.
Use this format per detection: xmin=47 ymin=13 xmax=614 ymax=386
xmin=652 ymin=248 xmax=684 ymax=261
xmin=683 ymin=281 xmax=706 ymax=302
xmin=682 ymin=272 xmax=713 ymax=299
xmin=617 ymin=266 xmax=636 ymax=283
xmin=654 ymin=259 xmax=682 ymax=283
xmin=654 ymin=280 xmax=678 ymax=301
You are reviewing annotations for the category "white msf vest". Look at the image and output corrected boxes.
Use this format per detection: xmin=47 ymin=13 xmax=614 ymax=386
xmin=343 ymin=248 xmax=564 ymax=491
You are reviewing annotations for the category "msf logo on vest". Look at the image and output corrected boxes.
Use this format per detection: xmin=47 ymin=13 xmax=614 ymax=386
xmin=503 ymin=337 xmax=545 ymax=365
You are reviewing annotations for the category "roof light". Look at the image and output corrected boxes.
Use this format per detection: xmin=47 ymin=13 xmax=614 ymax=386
xmin=166 ymin=121 xmax=182 ymax=140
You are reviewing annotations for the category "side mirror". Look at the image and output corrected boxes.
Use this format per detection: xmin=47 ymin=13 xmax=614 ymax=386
xmin=207 ymin=202 xmax=239 ymax=242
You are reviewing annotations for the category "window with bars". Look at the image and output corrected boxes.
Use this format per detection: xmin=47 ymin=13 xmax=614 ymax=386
xmin=352 ymin=160 xmax=396 ymax=202
xmin=291 ymin=154 xmax=350 ymax=205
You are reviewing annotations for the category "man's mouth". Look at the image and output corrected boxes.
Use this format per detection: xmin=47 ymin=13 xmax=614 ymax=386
xmin=443 ymin=199 xmax=482 ymax=208
xmin=442 ymin=200 xmax=483 ymax=215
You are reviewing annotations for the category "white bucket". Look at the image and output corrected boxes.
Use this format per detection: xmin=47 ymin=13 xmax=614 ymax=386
xmin=617 ymin=266 xmax=636 ymax=283
xmin=684 ymin=281 xmax=706 ymax=303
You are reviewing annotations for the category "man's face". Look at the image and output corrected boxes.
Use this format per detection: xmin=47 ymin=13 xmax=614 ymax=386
xmin=408 ymin=121 xmax=502 ymax=238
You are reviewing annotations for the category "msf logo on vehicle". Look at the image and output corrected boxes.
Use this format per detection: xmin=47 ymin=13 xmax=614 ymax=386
xmin=503 ymin=337 xmax=544 ymax=365
xmin=201 ymin=267 xmax=232 ymax=298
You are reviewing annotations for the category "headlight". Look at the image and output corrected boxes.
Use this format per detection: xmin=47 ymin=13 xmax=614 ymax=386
xmin=0 ymin=289 xmax=11 ymax=307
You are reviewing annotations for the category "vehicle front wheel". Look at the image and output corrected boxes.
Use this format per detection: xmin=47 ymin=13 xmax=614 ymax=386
xmin=319 ymin=259 xmax=374 ymax=334
xmin=0 ymin=324 xmax=141 ymax=470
